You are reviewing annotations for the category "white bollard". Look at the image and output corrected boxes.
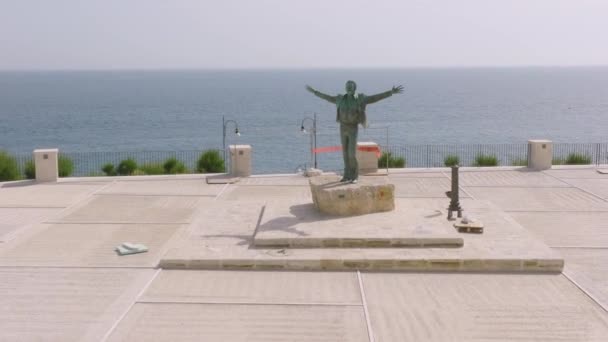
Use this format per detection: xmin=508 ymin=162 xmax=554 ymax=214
xmin=33 ymin=148 xmax=59 ymax=182
xmin=229 ymin=145 xmax=252 ymax=177
xmin=357 ymin=142 xmax=380 ymax=173
xmin=528 ymin=140 xmax=553 ymax=171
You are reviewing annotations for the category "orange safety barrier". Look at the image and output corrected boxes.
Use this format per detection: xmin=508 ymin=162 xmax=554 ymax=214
xmin=313 ymin=145 xmax=382 ymax=158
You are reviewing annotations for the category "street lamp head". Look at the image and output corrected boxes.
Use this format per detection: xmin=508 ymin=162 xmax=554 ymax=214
xmin=235 ymin=128 xmax=240 ymax=136
xmin=301 ymin=125 xmax=307 ymax=134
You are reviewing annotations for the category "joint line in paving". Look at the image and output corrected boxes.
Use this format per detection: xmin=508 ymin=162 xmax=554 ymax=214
xmin=136 ymin=300 xmax=363 ymax=307
xmin=100 ymin=268 xmax=162 ymax=342
xmin=357 ymin=271 xmax=376 ymax=342
xmin=213 ymin=183 xmax=230 ymax=201
xmin=562 ymin=271 xmax=608 ymax=313
xmin=542 ymin=170 xmax=608 ymax=203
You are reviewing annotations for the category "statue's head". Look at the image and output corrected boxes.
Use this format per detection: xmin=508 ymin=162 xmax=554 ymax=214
xmin=345 ymin=80 xmax=357 ymax=95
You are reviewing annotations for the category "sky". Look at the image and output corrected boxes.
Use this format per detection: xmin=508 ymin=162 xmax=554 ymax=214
xmin=1 ymin=0 xmax=607 ymax=70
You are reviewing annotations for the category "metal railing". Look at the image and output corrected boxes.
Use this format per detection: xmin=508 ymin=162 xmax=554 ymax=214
xmin=1 ymin=142 xmax=606 ymax=180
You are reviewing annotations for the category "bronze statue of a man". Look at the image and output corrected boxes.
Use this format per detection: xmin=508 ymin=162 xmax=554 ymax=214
xmin=306 ymin=81 xmax=404 ymax=183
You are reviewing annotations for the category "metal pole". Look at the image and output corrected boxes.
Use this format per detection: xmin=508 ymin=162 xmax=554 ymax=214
xmin=313 ymin=112 xmax=318 ymax=169
xmin=222 ymin=115 xmax=226 ymax=172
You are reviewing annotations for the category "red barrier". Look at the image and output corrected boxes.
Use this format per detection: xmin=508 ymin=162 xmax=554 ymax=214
xmin=313 ymin=145 xmax=381 ymax=158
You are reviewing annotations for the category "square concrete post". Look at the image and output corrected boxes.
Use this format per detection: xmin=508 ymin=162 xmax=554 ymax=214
xmin=229 ymin=144 xmax=252 ymax=177
xmin=528 ymin=140 xmax=553 ymax=171
xmin=33 ymin=148 xmax=59 ymax=182
xmin=356 ymin=142 xmax=379 ymax=174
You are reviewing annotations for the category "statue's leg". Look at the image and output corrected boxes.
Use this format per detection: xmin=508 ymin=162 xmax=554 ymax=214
xmin=340 ymin=125 xmax=350 ymax=181
xmin=349 ymin=126 xmax=359 ymax=181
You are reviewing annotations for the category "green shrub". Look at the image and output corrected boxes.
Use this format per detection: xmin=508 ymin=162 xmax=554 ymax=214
xmin=163 ymin=157 xmax=187 ymax=174
xmin=139 ymin=162 xmax=165 ymax=175
xmin=444 ymin=155 xmax=460 ymax=167
xmin=378 ymin=152 xmax=406 ymax=168
xmin=474 ymin=154 xmax=498 ymax=167
xmin=102 ymin=163 xmax=116 ymax=176
xmin=24 ymin=160 xmax=36 ymax=179
xmin=0 ymin=151 xmax=20 ymax=181
xmin=565 ymin=153 xmax=591 ymax=165
xmin=117 ymin=158 xmax=138 ymax=175
xmin=132 ymin=169 xmax=147 ymax=176
xmin=552 ymin=157 xmax=565 ymax=165
xmin=511 ymin=158 xmax=528 ymax=166
xmin=197 ymin=150 xmax=225 ymax=173
xmin=58 ymin=155 xmax=74 ymax=177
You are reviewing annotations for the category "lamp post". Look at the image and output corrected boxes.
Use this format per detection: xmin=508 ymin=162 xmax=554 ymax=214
xmin=300 ymin=113 xmax=317 ymax=169
xmin=222 ymin=115 xmax=240 ymax=174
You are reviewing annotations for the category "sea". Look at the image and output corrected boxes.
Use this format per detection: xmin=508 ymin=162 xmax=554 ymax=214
xmin=0 ymin=67 xmax=607 ymax=173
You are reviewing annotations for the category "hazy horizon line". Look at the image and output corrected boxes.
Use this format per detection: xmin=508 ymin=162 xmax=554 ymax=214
xmin=1 ymin=64 xmax=608 ymax=73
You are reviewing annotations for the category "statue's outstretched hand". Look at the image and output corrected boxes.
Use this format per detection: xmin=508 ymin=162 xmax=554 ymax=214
xmin=306 ymin=85 xmax=316 ymax=93
xmin=392 ymin=85 xmax=404 ymax=94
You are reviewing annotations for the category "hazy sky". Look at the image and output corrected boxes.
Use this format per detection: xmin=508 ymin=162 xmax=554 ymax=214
xmin=1 ymin=0 xmax=607 ymax=70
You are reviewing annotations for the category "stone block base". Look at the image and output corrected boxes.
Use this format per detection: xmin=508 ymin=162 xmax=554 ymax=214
xmin=309 ymin=175 xmax=395 ymax=216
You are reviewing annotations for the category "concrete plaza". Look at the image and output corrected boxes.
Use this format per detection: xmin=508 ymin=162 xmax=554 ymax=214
xmin=2 ymin=166 xmax=608 ymax=341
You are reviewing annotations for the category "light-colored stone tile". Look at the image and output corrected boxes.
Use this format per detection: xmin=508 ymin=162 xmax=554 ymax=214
xmin=238 ymin=175 xmax=310 ymax=186
xmin=99 ymin=179 xmax=225 ymax=196
xmin=544 ymin=168 xmax=608 ymax=179
xmin=108 ymin=303 xmax=367 ymax=342
xmin=141 ymin=270 xmax=361 ymax=304
xmin=458 ymin=170 xmax=569 ymax=187
xmin=510 ymin=212 xmax=608 ymax=247
xmin=0 ymin=182 xmax=105 ymax=207
xmin=219 ymin=185 xmax=312 ymax=202
xmin=391 ymin=177 xmax=458 ymax=198
xmin=0 ymin=267 xmax=154 ymax=342
xmin=0 ymin=207 xmax=61 ymax=241
xmin=162 ymin=203 xmax=563 ymax=272
xmin=559 ymin=248 xmax=608 ymax=311
xmin=388 ymin=171 xmax=448 ymax=178
xmin=362 ymin=272 xmax=608 ymax=342
xmin=565 ymin=178 xmax=608 ymax=199
xmin=0 ymin=223 xmax=182 ymax=267
xmin=465 ymin=187 xmax=608 ymax=212
xmin=55 ymin=195 xmax=205 ymax=224
xmin=254 ymin=201 xmax=462 ymax=248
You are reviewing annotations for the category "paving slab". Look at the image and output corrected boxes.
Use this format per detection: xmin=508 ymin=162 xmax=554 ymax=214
xmin=254 ymin=201 xmax=463 ymax=248
xmin=388 ymin=171 xmax=448 ymax=178
xmin=544 ymin=168 xmax=608 ymax=179
xmin=238 ymin=175 xmax=310 ymax=186
xmin=390 ymin=177 xmax=462 ymax=198
xmin=107 ymin=303 xmax=368 ymax=342
xmin=510 ymin=212 xmax=608 ymax=247
xmin=361 ymin=272 xmax=608 ymax=342
xmin=0 ymin=181 xmax=106 ymax=208
xmin=457 ymin=170 xmax=569 ymax=187
xmin=564 ymin=178 xmax=608 ymax=199
xmin=99 ymin=179 xmax=225 ymax=196
xmin=219 ymin=184 xmax=312 ymax=202
xmin=161 ymin=199 xmax=563 ymax=272
xmin=464 ymin=187 xmax=608 ymax=212
xmin=559 ymin=248 xmax=608 ymax=311
xmin=0 ymin=223 xmax=183 ymax=267
xmin=141 ymin=270 xmax=361 ymax=305
xmin=0 ymin=267 xmax=154 ymax=342
xmin=54 ymin=194 xmax=206 ymax=224
xmin=0 ymin=207 xmax=61 ymax=242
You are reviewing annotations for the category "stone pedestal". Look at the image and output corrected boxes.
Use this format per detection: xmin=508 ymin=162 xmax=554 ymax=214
xmin=33 ymin=148 xmax=59 ymax=182
xmin=357 ymin=142 xmax=380 ymax=174
xmin=309 ymin=175 xmax=395 ymax=216
xmin=528 ymin=140 xmax=553 ymax=171
xmin=229 ymin=145 xmax=252 ymax=177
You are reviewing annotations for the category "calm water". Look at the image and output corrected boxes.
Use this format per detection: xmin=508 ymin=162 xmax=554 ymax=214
xmin=0 ymin=67 xmax=607 ymax=173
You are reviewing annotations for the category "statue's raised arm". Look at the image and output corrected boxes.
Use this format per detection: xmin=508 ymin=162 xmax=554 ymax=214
xmin=306 ymin=85 xmax=337 ymax=104
xmin=364 ymin=85 xmax=404 ymax=104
